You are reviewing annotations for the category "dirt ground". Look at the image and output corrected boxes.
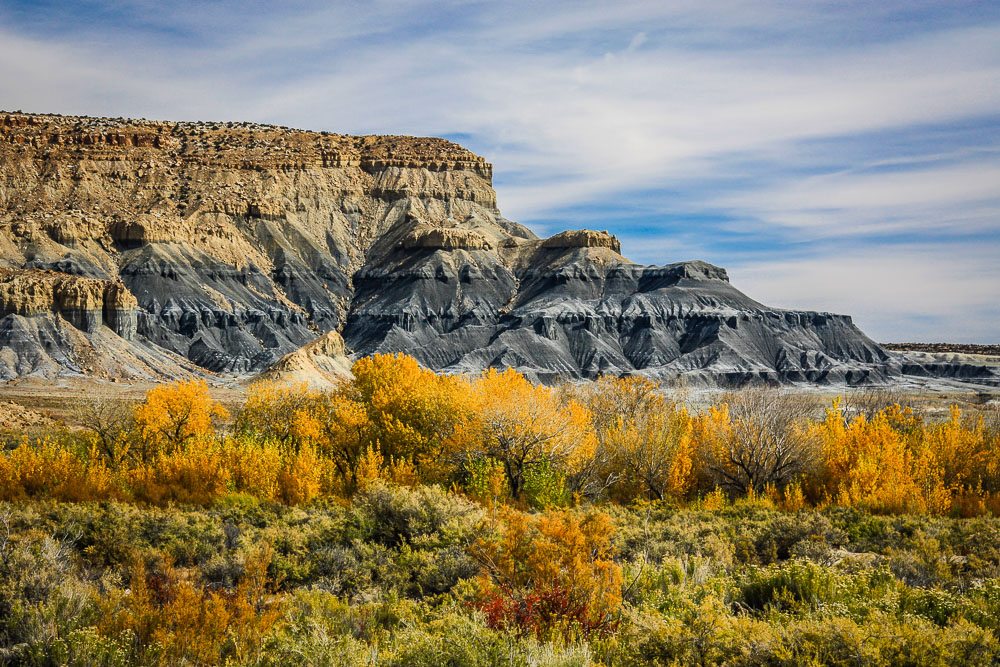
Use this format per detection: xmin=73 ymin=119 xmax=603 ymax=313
xmin=0 ymin=376 xmax=249 ymax=427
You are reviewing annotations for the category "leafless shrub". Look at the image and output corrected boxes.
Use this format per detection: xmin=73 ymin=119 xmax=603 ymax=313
xmin=77 ymin=397 xmax=136 ymax=469
xmin=701 ymin=388 xmax=820 ymax=494
xmin=844 ymin=386 xmax=906 ymax=421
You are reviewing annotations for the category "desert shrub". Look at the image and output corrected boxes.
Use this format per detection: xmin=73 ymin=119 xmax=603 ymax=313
xmin=268 ymin=592 xmax=595 ymax=667
xmin=2 ymin=497 xmax=1000 ymax=665
xmin=96 ymin=545 xmax=284 ymax=665
xmin=383 ymin=607 xmax=518 ymax=667
xmin=885 ymin=532 xmax=959 ymax=589
xmin=471 ymin=507 xmax=623 ymax=638
xmin=349 ymin=481 xmax=482 ymax=549
xmin=6 ymin=502 xmax=228 ymax=571
xmin=604 ymin=603 xmax=1000 ymax=666
xmin=521 ymin=459 xmax=570 ymax=510
xmin=608 ymin=503 xmax=852 ymax=571
xmin=737 ymin=560 xmax=841 ymax=612
xmin=0 ymin=516 xmax=141 ymax=665
xmin=600 ymin=597 xmax=749 ymax=667
xmin=308 ymin=541 xmax=479 ymax=600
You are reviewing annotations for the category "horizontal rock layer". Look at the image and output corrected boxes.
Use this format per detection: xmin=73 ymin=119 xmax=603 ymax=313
xmin=0 ymin=111 xmax=515 ymax=376
xmin=0 ymin=267 xmax=137 ymax=338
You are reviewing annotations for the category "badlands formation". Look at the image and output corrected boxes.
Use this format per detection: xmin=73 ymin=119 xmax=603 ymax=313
xmin=0 ymin=111 xmax=994 ymax=387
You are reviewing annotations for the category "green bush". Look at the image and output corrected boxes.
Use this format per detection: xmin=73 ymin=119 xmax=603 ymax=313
xmin=738 ymin=561 xmax=840 ymax=612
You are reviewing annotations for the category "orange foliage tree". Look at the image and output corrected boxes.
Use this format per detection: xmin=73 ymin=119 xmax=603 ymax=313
xmin=133 ymin=379 xmax=228 ymax=460
xmin=288 ymin=392 xmax=369 ymax=493
xmin=449 ymin=368 xmax=595 ymax=500
xmin=925 ymin=405 xmax=1000 ymax=497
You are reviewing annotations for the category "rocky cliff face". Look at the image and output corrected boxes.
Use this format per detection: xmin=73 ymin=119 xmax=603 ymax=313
xmin=0 ymin=111 xmax=519 ymax=377
xmin=0 ymin=267 xmax=137 ymax=338
xmin=0 ymin=111 xmax=986 ymax=386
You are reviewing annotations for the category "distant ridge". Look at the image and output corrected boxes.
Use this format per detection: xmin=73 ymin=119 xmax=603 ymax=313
xmin=882 ymin=343 xmax=1000 ymax=356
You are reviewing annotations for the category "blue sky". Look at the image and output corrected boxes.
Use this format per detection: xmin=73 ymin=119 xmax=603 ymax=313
xmin=2 ymin=0 xmax=998 ymax=342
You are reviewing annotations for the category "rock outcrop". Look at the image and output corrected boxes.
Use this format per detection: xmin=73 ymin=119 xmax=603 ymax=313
xmin=0 ymin=268 xmax=137 ymax=338
xmin=251 ymin=330 xmax=352 ymax=389
xmin=540 ymin=229 xmax=621 ymax=253
xmin=1 ymin=111 xmax=993 ymax=387
xmin=401 ymin=225 xmax=492 ymax=250
xmin=0 ymin=111 xmax=510 ymax=376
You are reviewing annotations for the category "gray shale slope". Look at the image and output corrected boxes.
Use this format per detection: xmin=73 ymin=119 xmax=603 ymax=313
xmin=0 ymin=111 xmax=993 ymax=386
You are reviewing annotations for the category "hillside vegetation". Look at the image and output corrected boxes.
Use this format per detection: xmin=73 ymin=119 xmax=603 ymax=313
xmin=1 ymin=354 xmax=999 ymax=665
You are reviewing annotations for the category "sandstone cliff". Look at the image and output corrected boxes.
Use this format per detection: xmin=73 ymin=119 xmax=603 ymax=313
xmin=0 ymin=268 xmax=137 ymax=338
xmin=0 ymin=111 xmax=523 ymax=376
xmin=1 ymin=111 xmax=989 ymax=387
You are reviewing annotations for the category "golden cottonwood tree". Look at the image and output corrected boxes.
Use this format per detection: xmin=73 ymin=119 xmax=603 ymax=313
xmin=133 ymin=379 xmax=228 ymax=460
xmin=290 ymin=392 xmax=370 ymax=493
xmin=817 ymin=400 xmax=951 ymax=514
xmin=450 ymin=368 xmax=595 ymax=499
xmin=580 ymin=376 xmax=693 ymax=502
xmin=925 ymin=405 xmax=1000 ymax=495
xmin=235 ymin=380 xmax=324 ymax=447
xmin=345 ymin=353 xmax=472 ymax=476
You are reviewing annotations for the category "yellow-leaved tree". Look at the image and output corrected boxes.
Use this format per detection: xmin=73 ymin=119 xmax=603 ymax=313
xmin=133 ymin=379 xmax=228 ymax=460
xmin=815 ymin=400 xmax=950 ymax=514
xmin=344 ymin=353 xmax=472 ymax=480
xmin=580 ymin=376 xmax=693 ymax=502
xmin=235 ymin=380 xmax=323 ymax=447
xmin=450 ymin=368 xmax=595 ymax=500
xmin=289 ymin=391 xmax=370 ymax=493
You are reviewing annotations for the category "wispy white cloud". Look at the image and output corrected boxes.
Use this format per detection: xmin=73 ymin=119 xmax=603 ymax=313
xmin=728 ymin=242 xmax=1000 ymax=343
xmin=716 ymin=161 xmax=1000 ymax=237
